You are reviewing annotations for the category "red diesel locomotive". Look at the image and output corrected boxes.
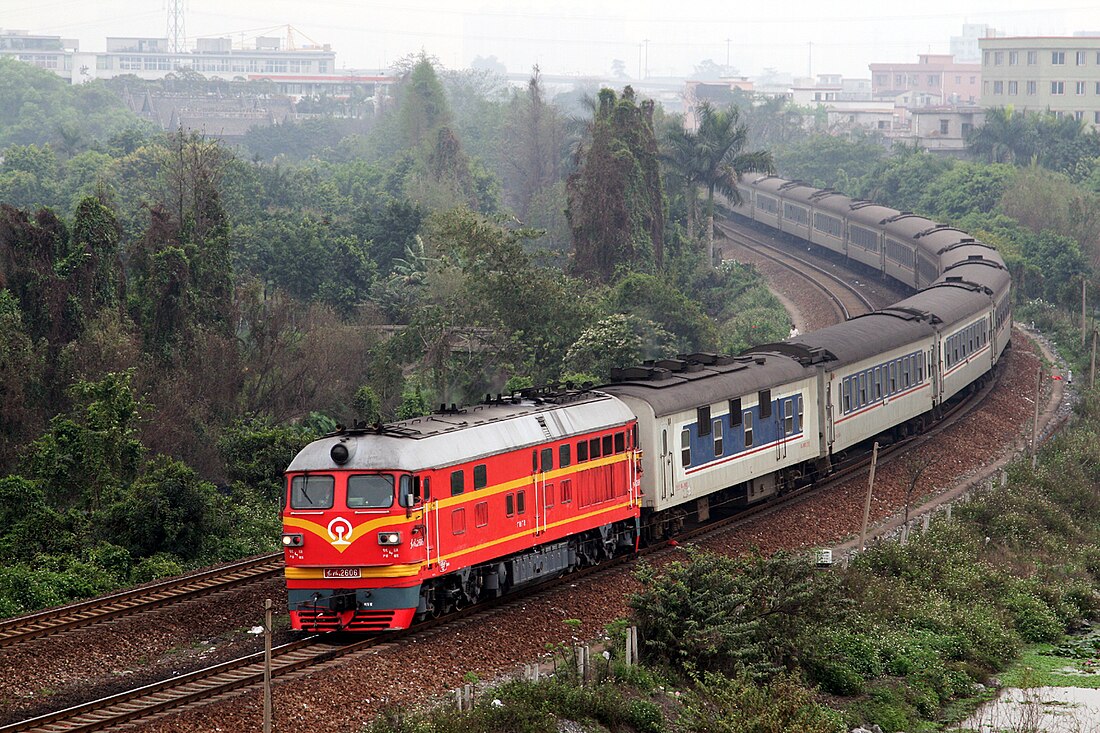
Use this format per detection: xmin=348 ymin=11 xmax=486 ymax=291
xmin=281 ymin=390 xmax=641 ymax=632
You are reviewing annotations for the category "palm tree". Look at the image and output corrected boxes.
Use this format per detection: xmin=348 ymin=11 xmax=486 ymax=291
xmin=694 ymin=102 xmax=774 ymax=265
xmin=967 ymin=107 xmax=1035 ymax=164
xmin=662 ymin=123 xmax=703 ymax=243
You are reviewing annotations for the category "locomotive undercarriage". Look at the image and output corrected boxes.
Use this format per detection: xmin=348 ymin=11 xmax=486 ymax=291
xmin=414 ymin=519 xmax=638 ymax=620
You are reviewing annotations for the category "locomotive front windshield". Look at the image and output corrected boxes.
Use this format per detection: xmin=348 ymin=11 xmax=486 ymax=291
xmin=347 ymin=474 xmax=395 ymax=508
xmin=290 ymin=474 xmax=335 ymax=509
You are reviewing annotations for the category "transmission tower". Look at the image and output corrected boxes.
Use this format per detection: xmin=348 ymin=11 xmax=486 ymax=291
xmin=167 ymin=0 xmax=186 ymax=53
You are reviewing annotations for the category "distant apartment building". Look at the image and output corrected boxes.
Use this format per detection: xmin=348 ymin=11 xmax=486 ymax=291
xmin=869 ymin=54 xmax=981 ymax=106
xmin=979 ymin=36 xmax=1100 ymax=127
xmin=951 ymin=24 xmax=999 ymax=63
xmin=0 ymin=29 xmax=390 ymax=101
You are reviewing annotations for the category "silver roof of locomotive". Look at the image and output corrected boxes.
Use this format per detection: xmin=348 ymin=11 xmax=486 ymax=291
xmin=286 ymin=393 xmax=635 ymax=472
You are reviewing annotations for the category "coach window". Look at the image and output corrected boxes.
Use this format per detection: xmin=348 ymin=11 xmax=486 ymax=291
xmin=450 ymin=470 xmax=465 ymax=496
xmin=858 ymin=373 xmax=867 ymax=406
xmin=842 ymin=379 xmax=851 ymax=413
xmin=590 ymin=437 xmax=602 ymax=460
xmin=577 ymin=440 xmax=588 ymax=462
xmin=680 ymin=428 xmax=691 ymax=467
xmin=697 ymin=406 xmax=711 ymax=436
xmin=451 ymin=508 xmax=466 ymax=535
xmin=889 ymin=362 xmax=897 ymax=393
xmin=903 ymin=360 xmax=911 ymax=388
xmin=729 ymin=398 xmax=742 ymax=425
xmin=784 ymin=399 xmax=794 ymax=434
xmin=347 ymin=474 xmax=394 ymax=509
xmin=474 ymin=501 xmax=488 ymax=527
xmin=602 ymin=435 xmax=613 ymax=456
xmin=744 ymin=412 xmax=754 ymax=447
xmin=517 ymin=490 xmax=526 ymax=514
xmin=759 ymin=390 xmax=772 ymax=418
xmin=559 ymin=444 xmax=571 ymax=468
xmin=918 ymin=355 xmax=925 ymax=382
xmin=290 ymin=474 xmax=335 ymax=509
xmin=505 ymin=493 xmax=515 ymax=517
xmin=473 ymin=464 xmax=488 ymax=491
xmin=797 ymin=397 xmax=804 ymax=430
xmin=713 ymin=421 xmax=723 ymax=456
xmin=614 ymin=432 xmax=625 ymax=453
xmin=541 ymin=447 xmax=553 ymax=473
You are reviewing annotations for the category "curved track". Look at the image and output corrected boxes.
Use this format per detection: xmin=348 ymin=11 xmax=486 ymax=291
xmin=0 ymin=553 xmax=283 ymax=648
xmin=0 ymin=364 xmax=1001 ymax=733
xmin=716 ymin=219 xmax=876 ymax=321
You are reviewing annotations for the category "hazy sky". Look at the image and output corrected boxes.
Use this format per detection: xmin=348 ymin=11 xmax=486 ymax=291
xmin=6 ymin=0 xmax=1100 ymax=79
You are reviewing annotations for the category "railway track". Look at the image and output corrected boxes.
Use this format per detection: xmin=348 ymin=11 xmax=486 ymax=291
xmin=716 ymin=219 xmax=876 ymax=321
xmin=0 ymin=361 xmax=1000 ymax=733
xmin=0 ymin=553 xmax=283 ymax=649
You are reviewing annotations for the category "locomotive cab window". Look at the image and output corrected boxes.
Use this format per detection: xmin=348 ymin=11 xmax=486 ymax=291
xmin=473 ymin=464 xmax=488 ymax=490
xmin=450 ymin=470 xmax=464 ymax=496
xmin=290 ymin=474 xmax=335 ymax=509
xmin=602 ymin=435 xmax=613 ymax=456
xmin=614 ymin=432 xmax=625 ymax=453
xmin=347 ymin=474 xmax=394 ymax=509
xmin=680 ymin=429 xmax=691 ymax=467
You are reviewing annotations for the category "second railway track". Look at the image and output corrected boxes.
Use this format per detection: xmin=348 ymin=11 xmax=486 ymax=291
xmin=717 ymin=219 xmax=876 ymax=321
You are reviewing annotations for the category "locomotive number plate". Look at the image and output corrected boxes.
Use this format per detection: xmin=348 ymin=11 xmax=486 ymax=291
xmin=323 ymin=568 xmax=361 ymax=579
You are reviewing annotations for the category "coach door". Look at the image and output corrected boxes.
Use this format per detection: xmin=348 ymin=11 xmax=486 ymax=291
xmin=660 ymin=427 xmax=674 ymax=501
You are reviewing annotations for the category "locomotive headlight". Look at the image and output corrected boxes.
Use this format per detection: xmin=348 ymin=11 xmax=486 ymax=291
xmin=377 ymin=531 xmax=402 ymax=546
xmin=281 ymin=533 xmax=304 ymax=547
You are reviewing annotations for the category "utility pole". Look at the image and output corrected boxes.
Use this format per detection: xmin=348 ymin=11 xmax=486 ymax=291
xmin=263 ymin=598 xmax=273 ymax=733
xmin=859 ymin=442 xmax=879 ymax=552
xmin=1082 ymin=278 xmax=1088 ymax=349
xmin=643 ymin=39 xmax=649 ymax=80
xmin=1031 ymin=364 xmax=1042 ymax=471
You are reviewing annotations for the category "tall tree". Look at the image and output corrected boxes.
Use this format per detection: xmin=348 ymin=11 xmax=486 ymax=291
xmin=567 ymin=87 xmax=665 ymax=281
xmin=504 ymin=67 xmax=566 ymax=222
xmin=693 ymin=102 xmax=774 ymax=265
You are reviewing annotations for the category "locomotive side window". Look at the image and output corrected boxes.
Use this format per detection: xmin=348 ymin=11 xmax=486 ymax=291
xmin=577 ymin=440 xmax=588 ymax=462
xmin=759 ymin=390 xmax=772 ymax=418
xmin=713 ymin=421 xmax=723 ymax=456
xmin=290 ymin=475 xmax=335 ymax=509
xmin=614 ymin=432 xmax=625 ymax=453
xmin=347 ymin=474 xmax=394 ymax=509
xmin=545 ymin=483 xmax=555 ymax=509
xmin=697 ymin=406 xmax=711 ymax=436
xmin=505 ymin=493 xmax=515 ymax=517
xmin=473 ymin=464 xmax=488 ymax=490
xmin=540 ymin=448 xmax=553 ymax=473
xmin=680 ymin=429 xmax=690 ymax=467
xmin=559 ymin=444 xmax=571 ymax=468
xmin=474 ymin=501 xmax=488 ymax=527
xmin=602 ymin=435 xmax=613 ymax=456
xmin=743 ymin=412 xmax=754 ymax=447
xmin=590 ymin=438 xmax=601 ymax=459
xmin=517 ymin=490 xmax=526 ymax=514
xmin=561 ymin=479 xmax=573 ymax=504
xmin=450 ymin=470 xmax=464 ymax=496
xmin=451 ymin=508 xmax=466 ymax=535
xmin=422 ymin=476 xmax=431 ymax=501
xmin=729 ymin=398 xmax=742 ymax=425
